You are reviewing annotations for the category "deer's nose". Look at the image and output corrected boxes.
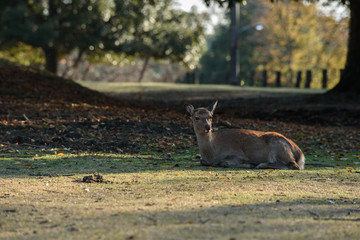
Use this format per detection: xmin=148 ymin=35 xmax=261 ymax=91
xmin=205 ymin=124 xmax=211 ymax=131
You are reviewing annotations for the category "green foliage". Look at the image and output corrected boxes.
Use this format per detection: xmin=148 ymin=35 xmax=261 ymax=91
xmin=0 ymin=43 xmax=44 ymax=67
xmin=198 ymin=1 xmax=263 ymax=84
xmin=256 ymin=1 xmax=348 ymax=88
xmin=0 ymin=0 xmax=109 ymax=72
xmin=104 ymin=1 xmax=206 ymax=70
xmin=198 ymin=24 xmax=231 ymax=84
xmin=198 ymin=1 xmax=348 ymax=87
xmin=0 ymin=0 xmax=205 ymax=73
xmin=0 ymin=1 xmax=105 ymax=50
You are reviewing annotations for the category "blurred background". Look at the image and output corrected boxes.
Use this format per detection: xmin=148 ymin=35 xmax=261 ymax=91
xmin=0 ymin=0 xmax=349 ymax=89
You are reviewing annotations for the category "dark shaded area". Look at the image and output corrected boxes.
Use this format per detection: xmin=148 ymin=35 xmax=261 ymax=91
xmin=113 ymin=93 xmax=360 ymax=128
xmin=0 ymin=117 xmax=190 ymax=153
xmin=0 ymin=66 xmax=115 ymax=105
xmin=0 ymin=66 xmax=359 ymax=155
xmin=82 ymin=174 xmax=108 ymax=183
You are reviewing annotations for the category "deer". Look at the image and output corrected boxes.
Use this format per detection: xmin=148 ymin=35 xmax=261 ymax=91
xmin=185 ymin=101 xmax=305 ymax=170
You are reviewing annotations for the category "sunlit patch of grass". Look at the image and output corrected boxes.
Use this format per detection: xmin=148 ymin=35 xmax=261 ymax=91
xmin=76 ymin=81 xmax=326 ymax=95
xmin=0 ymin=148 xmax=359 ymax=239
xmin=305 ymin=148 xmax=360 ymax=169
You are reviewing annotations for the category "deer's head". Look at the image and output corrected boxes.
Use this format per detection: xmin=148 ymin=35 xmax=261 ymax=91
xmin=185 ymin=101 xmax=218 ymax=134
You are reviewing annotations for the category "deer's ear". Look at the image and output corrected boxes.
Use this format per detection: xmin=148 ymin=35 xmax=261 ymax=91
xmin=207 ymin=100 xmax=218 ymax=115
xmin=185 ymin=104 xmax=194 ymax=116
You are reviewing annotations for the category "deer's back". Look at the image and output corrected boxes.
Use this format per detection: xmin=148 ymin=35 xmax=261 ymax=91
xmin=212 ymin=128 xmax=293 ymax=152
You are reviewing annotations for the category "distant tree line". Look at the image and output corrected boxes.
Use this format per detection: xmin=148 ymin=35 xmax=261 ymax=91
xmin=183 ymin=68 xmax=343 ymax=90
xmin=0 ymin=0 xmax=206 ymax=80
xmin=204 ymin=0 xmax=359 ymax=93
xmin=198 ymin=0 xmax=348 ymax=89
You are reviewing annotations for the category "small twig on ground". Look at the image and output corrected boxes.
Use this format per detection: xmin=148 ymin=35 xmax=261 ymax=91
xmin=23 ymin=114 xmax=30 ymax=121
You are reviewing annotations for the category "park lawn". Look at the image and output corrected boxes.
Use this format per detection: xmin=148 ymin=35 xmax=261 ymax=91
xmin=76 ymin=81 xmax=326 ymax=94
xmin=1 ymin=147 xmax=360 ymax=240
xmin=76 ymin=81 xmax=326 ymax=102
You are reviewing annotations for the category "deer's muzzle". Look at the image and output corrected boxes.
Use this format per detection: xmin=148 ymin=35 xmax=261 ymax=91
xmin=205 ymin=124 xmax=211 ymax=132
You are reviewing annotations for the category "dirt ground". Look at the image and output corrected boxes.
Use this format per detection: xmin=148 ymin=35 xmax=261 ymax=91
xmin=1 ymin=66 xmax=359 ymax=155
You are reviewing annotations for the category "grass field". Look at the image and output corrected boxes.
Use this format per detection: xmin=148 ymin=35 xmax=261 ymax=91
xmin=76 ymin=81 xmax=325 ymax=93
xmin=76 ymin=81 xmax=326 ymax=101
xmin=1 ymin=80 xmax=359 ymax=240
xmin=1 ymin=146 xmax=360 ymax=240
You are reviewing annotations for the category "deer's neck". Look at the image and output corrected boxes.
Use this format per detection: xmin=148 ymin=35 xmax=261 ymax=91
xmin=195 ymin=132 xmax=216 ymax=160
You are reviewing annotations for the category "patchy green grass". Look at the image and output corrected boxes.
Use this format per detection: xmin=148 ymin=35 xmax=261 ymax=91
xmin=1 ymin=147 xmax=360 ymax=240
xmin=76 ymin=81 xmax=325 ymax=97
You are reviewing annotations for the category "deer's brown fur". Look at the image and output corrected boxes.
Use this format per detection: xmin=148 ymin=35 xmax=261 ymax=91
xmin=186 ymin=101 xmax=305 ymax=170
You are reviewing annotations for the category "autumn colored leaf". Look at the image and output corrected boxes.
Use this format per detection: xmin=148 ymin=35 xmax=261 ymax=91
xmin=235 ymin=203 xmax=245 ymax=207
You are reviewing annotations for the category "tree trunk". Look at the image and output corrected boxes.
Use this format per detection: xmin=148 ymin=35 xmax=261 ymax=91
xmin=332 ymin=0 xmax=360 ymax=93
xmin=44 ymin=47 xmax=58 ymax=74
xmin=229 ymin=1 xmax=239 ymax=85
xmin=137 ymin=57 xmax=150 ymax=83
xmin=73 ymin=50 xmax=84 ymax=68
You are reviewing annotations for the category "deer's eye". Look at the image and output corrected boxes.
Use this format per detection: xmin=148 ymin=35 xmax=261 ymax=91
xmin=195 ymin=117 xmax=200 ymax=121
xmin=209 ymin=116 xmax=213 ymax=120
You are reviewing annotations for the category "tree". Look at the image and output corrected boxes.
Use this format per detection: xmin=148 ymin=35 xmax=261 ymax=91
xmin=198 ymin=0 xmax=264 ymax=84
xmin=204 ymin=0 xmax=359 ymax=93
xmin=198 ymin=24 xmax=231 ymax=84
xmin=255 ymin=1 xmax=348 ymax=88
xmin=331 ymin=0 xmax=359 ymax=93
xmin=0 ymin=0 xmax=111 ymax=74
xmin=0 ymin=0 xmax=205 ymax=80
xmin=0 ymin=42 xmax=44 ymax=67
xmin=103 ymin=1 xmax=206 ymax=82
